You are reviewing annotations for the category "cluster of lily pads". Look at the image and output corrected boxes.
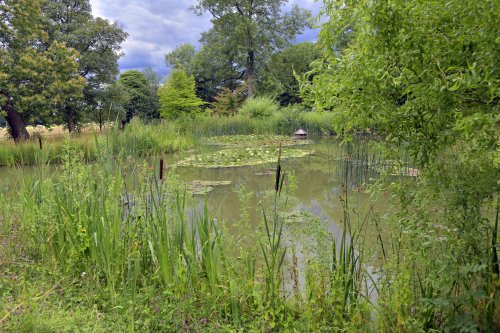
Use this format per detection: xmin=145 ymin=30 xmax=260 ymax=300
xmin=206 ymin=134 xmax=311 ymax=147
xmin=186 ymin=180 xmax=232 ymax=195
xmin=177 ymin=147 xmax=313 ymax=168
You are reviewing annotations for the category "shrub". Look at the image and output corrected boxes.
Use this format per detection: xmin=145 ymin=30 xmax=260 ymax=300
xmin=238 ymin=96 xmax=279 ymax=119
xmin=211 ymin=86 xmax=246 ymax=117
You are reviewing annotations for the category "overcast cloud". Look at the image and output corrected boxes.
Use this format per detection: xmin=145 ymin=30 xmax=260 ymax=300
xmin=89 ymin=0 xmax=322 ymax=78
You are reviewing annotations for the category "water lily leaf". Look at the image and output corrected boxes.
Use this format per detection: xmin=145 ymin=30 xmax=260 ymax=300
xmin=206 ymin=135 xmax=312 ymax=147
xmin=187 ymin=180 xmax=232 ymax=195
xmin=178 ymin=147 xmax=313 ymax=168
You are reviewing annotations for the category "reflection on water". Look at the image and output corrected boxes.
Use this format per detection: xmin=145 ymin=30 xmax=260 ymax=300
xmin=169 ymin=138 xmax=381 ymax=232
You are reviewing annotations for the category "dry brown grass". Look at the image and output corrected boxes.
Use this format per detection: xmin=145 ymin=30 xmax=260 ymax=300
xmin=0 ymin=123 xmax=106 ymax=141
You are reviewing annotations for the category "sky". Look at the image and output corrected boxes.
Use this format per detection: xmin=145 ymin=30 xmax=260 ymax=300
xmin=89 ymin=0 xmax=323 ymax=78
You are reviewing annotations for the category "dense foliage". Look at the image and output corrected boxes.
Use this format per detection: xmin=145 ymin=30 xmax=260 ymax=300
xmin=118 ymin=70 xmax=159 ymax=123
xmin=302 ymin=0 xmax=499 ymax=330
xmin=0 ymin=0 xmax=85 ymax=140
xmin=42 ymin=0 xmax=128 ymax=132
xmin=261 ymin=42 xmax=322 ymax=106
xmin=158 ymin=69 xmax=205 ymax=119
xmin=239 ymin=96 xmax=279 ymax=119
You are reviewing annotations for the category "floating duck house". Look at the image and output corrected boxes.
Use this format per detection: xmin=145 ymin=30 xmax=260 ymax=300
xmin=293 ymin=128 xmax=308 ymax=139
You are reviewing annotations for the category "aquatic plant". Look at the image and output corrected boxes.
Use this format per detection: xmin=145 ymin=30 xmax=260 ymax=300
xmin=206 ymin=134 xmax=311 ymax=147
xmin=177 ymin=147 xmax=313 ymax=168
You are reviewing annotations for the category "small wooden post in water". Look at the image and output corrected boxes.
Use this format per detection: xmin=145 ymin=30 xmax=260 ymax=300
xmin=159 ymin=156 xmax=164 ymax=181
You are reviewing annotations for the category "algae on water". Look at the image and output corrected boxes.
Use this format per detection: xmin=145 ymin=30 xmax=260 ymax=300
xmin=177 ymin=147 xmax=313 ymax=168
xmin=187 ymin=180 xmax=232 ymax=195
xmin=206 ymin=135 xmax=312 ymax=147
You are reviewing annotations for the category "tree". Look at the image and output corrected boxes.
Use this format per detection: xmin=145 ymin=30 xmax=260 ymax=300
xmin=211 ymin=85 xmax=246 ymax=116
xmin=165 ymin=43 xmax=244 ymax=103
xmin=92 ymin=82 xmax=129 ymax=131
xmin=42 ymin=0 xmax=128 ymax=132
xmin=306 ymin=0 xmax=498 ymax=163
xmin=118 ymin=70 xmax=158 ymax=123
xmin=306 ymin=0 xmax=499 ymax=328
xmin=193 ymin=0 xmax=311 ymax=97
xmin=0 ymin=0 xmax=85 ymax=141
xmin=165 ymin=43 xmax=196 ymax=72
xmin=158 ymin=69 xmax=204 ymax=119
xmin=261 ymin=42 xmax=322 ymax=106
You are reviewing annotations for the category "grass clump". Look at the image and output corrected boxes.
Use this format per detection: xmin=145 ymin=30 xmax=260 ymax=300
xmin=238 ymin=96 xmax=279 ymax=119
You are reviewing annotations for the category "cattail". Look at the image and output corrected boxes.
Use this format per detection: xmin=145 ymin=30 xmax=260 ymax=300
xmin=275 ymin=144 xmax=282 ymax=192
xmin=159 ymin=158 xmax=164 ymax=180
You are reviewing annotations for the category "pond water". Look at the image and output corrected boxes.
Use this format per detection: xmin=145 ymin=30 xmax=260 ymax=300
xmin=0 ymin=137 xmax=385 ymax=299
xmin=166 ymin=137 xmax=384 ymax=299
xmin=0 ymin=137 xmax=385 ymax=241
xmin=166 ymin=138 xmax=381 ymax=233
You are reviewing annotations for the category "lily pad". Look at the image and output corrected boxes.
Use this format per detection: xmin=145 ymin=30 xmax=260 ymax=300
xmin=206 ymin=135 xmax=312 ymax=147
xmin=255 ymin=169 xmax=275 ymax=176
xmin=178 ymin=147 xmax=313 ymax=168
xmin=187 ymin=180 xmax=232 ymax=195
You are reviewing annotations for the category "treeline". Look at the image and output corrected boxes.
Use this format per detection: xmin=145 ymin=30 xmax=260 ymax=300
xmin=1 ymin=0 xmax=322 ymax=141
xmin=0 ymin=0 xmax=127 ymax=140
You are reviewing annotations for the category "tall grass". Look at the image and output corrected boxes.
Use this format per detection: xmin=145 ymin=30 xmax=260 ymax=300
xmin=179 ymin=111 xmax=336 ymax=137
xmin=0 ymin=134 xmax=97 ymax=166
xmin=0 ymin=118 xmax=195 ymax=166
xmin=1 ymin=138 xmax=375 ymax=331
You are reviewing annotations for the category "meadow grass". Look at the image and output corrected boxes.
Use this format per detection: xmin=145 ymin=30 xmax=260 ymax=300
xmin=1 ymin=115 xmax=497 ymax=331
xmin=182 ymin=111 xmax=336 ymax=137
xmin=0 ymin=119 xmax=195 ymax=166
xmin=0 ymin=140 xmax=372 ymax=331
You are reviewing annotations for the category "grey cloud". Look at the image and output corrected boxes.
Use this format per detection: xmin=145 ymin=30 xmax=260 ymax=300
xmin=90 ymin=0 xmax=320 ymax=78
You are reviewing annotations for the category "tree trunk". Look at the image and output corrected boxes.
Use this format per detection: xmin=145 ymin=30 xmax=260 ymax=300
xmin=246 ymin=50 xmax=255 ymax=98
xmin=3 ymin=102 xmax=29 ymax=141
xmin=66 ymin=106 xmax=75 ymax=133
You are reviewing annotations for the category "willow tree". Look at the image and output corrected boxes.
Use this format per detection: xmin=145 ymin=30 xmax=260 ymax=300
xmin=193 ymin=0 xmax=311 ymax=97
xmin=0 ymin=0 xmax=85 ymax=140
xmin=303 ymin=0 xmax=499 ymax=329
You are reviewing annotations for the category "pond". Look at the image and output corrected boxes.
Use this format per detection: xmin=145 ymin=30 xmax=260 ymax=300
xmin=167 ymin=136 xmax=385 ymax=298
xmin=165 ymin=137 xmax=381 ymax=234
xmin=0 ymin=135 xmax=386 ymax=299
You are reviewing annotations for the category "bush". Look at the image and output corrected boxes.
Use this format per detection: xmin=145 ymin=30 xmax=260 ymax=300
xmin=239 ymin=96 xmax=279 ymax=119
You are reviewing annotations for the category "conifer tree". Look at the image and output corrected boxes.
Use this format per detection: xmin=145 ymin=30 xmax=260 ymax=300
xmin=158 ymin=69 xmax=205 ymax=119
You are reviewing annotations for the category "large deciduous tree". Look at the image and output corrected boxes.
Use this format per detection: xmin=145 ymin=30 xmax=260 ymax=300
xmin=304 ymin=1 xmax=499 ymax=328
xmin=42 ymin=0 xmax=128 ymax=132
xmin=193 ymin=0 xmax=311 ymax=97
xmin=119 ymin=70 xmax=158 ymax=123
xmin=165 ymin=43 xmax=243 ymax=103
xmin=0 ymin=0 xmax=85 ymax=141
xmin=261 ymin=41 xmax=322 ymax=106
xmin=305 ymin=0 xmax=499 ymax=163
